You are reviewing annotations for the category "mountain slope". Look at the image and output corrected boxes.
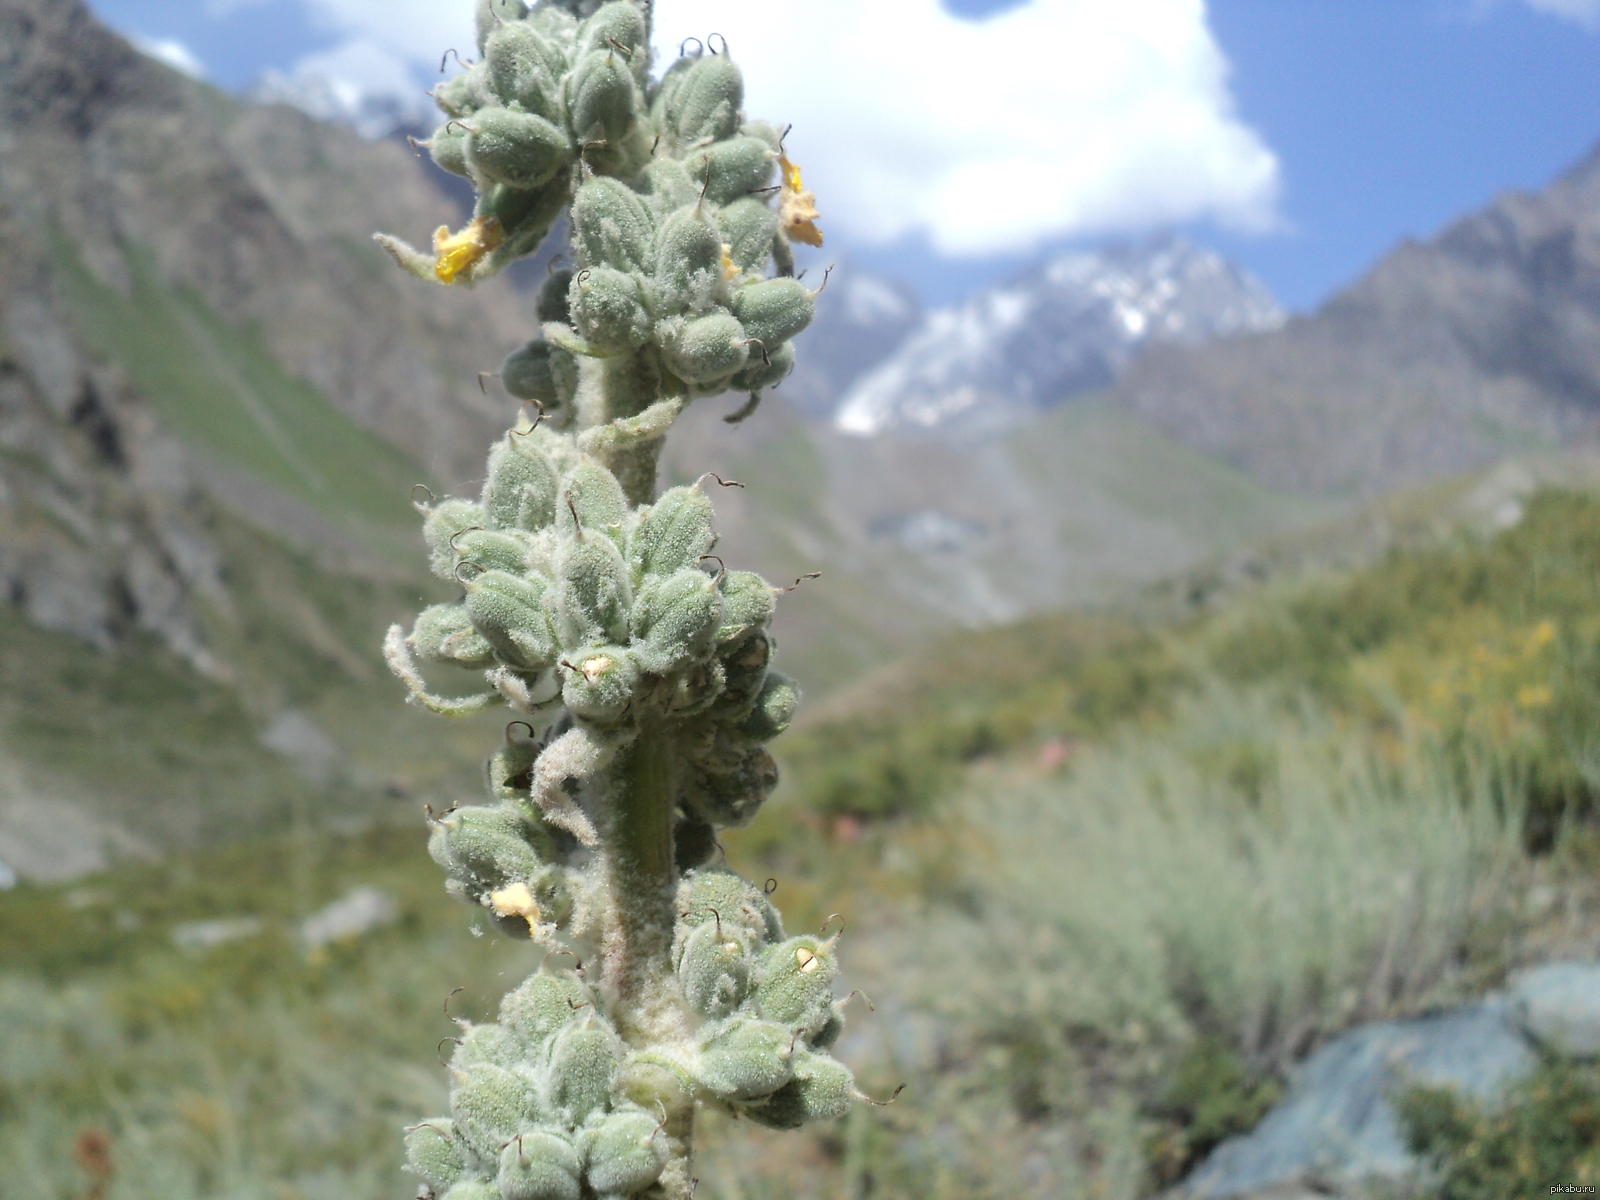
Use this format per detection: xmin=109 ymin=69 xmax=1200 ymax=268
xmin=0 ymin=0 xmax=529 ymax=661
xmin=659 ymin=393 xmax=1335 ymax=688
xmin=1114 ymin=142 xmax=1600 ymax=494
xmin=833 ymin=237 xmax=1283 ymax=435
xmin=0 ymin=0 xmax=538 ymax=877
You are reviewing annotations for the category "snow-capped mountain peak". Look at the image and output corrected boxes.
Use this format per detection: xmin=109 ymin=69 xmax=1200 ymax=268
xmin=834 ymin=236 xmax=1283 ymax=437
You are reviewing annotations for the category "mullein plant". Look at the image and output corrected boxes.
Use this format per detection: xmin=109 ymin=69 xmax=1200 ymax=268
xmin=377 ymin=2 xmax=867 ymax=1197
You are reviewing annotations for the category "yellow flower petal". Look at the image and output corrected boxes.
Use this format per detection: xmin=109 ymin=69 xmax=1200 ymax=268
xmin=489 ymin=881 xmax=540 ymax=933
xmin=432 ymin=216 xmax=504 ymax=285
xmin=777 ymin=153 xmax=823 ymax=248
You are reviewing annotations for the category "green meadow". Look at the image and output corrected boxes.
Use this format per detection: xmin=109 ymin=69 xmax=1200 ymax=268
xmin=6 ymin=489 xmax=1600 ymax=1198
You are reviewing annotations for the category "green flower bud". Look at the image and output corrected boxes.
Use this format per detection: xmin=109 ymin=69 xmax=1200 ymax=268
xmin=561 ymin=457 xmax=629 ymax=538
xmin=411 ymin=602 xmax=498 ymax=668
xmin=582 ymin=1109 xmax=667 ymax=1195
xmin=568 ymin=49 xmax=637 ymax=144
xmin=454 ymin=1021 xmax=523 ymax=1070
xmin=428 ymin=125 xmax=471 ymax=178
xmin=740 ymin=119 xmax=784 ymax=152
xmin=433 ymin=69 xmax=488 ymax=118
xmin=555 ymin=537 xmax=631 ymax=646
xmin=512 ymin=866 xmax=574 ymax=933
xmin=755 ymin=936 xmax=837 ymax=1031
xmin=484 ymin=20 xmax=565 ymax=119
xmin=489 ymin=734 xmax=541 ymax=803
xmin=569 ymin=267 xmax=652 ymax=353
xmin=813 ymin=1006 xmax=844 ymax=1050
xmin=454 ymin=527 xmax=537 ymax=575
xmin=537 ymin=268 xmax=574 ymax=324
xmin=648 ymin=51 xmax=696 ymax=128
xmin=685 ymin=136 xmax=776 ymax=207
xmin=425 ymin=499 xmax=488 ymax=581
xmin=663 ymin=655 xmax=727 ymax=716
xmin=653 ymin=208 xmax=722 ymax=314
xmin=668 ymin=54 xmax=743 ymax=144
xmin=405 ymin=1119 xmax=467 ymax=1193
xmin=716 ymin=197 xmax=779 ymax=272
xmin=442 ymin=1178 xmax=500 ymax=1200
xmin=497 ymin=1128 xmax=581 ymax=1200
xmin=500 ymin=971 xmax=592 ymax=1049
xmin=526 ymin=2 xmax=577 ymax=38
xmin=695 ymin=747 xmax=778 ymax=828
xmin=465 ymin=570 xmax=558 ymax=670
xmin=476 ymin=0 xmax=530 ymax=53
xmin=631 ymin=569 xmax=722 ymax=675
xmin=712 ymin=632 xmax=771 ymax=719
xmin=678 ymin=920 xmax=752 ymax=1017
xmin=483 ymin=436 xmax=560 ymax=532
xmin=452 ymin=1063 xmax=540 ymax=1158
xmin=579 ymin=1 xmax=647 ymax=64
xmin=480 ymin=176 xmax=570 ymax=258
xmin=467 ymin=108 xmax=571 ymax=191
xmin=636 ymin=157 xmax=697 ymax=217
xmin=571 ymin=177 xmax=654 ymax=274
xmin=630 ymin=485 xmax=715 ymax=580
xmin=739 ymin=671 xmax=800 ymax=741
xmin=715 ymin=571 xmax=776 ymax=644
xmin=729 ymin=339 xmax=795 ymax=393
xmin=502 ymin=340 xmax=580 ymax=414
xmin=740 ymin=1051 xmax=854 ymax=1129
xmin=663 ymin=313 xmax=748 ymax=384
xmin=679 ymin=867 xmax=783 ymax=946
xmin=549 ymin=1018 xmax=620 ymax=1124
xmin=696 ymin=1017 xmax=794 ymax=1100
xmin=429 ymin=804 xmax=545 ymax=894
xmin=730 ymin=278 xmax=813 ymax=349
xmin=559 ymin=646 xmax=639 ymax=724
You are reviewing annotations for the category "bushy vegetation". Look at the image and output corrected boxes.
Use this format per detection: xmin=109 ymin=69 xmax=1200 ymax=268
xmin=5 ymin=488 xmax=1600 ymax=1197
xmin=1397 ymin=1057 xmax=1600 ymax=1198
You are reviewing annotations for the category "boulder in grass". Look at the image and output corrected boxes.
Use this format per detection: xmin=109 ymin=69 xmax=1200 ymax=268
xmin=1510 ymin=962 xmax=1600 ymax=1059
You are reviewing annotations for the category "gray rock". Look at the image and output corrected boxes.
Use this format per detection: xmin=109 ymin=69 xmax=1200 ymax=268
xmin=259 ymin=710 xmax=341 ymax=785
xmin=171 ymin=916 xmax=264 ymax=951
xmin=1511 ymin=962 xmax=1600 ymax=1058
xmin=1181 ymin=998 xmax=1535 ymax=1198
xmin=300 ymin=886 xmax=397 ymax=952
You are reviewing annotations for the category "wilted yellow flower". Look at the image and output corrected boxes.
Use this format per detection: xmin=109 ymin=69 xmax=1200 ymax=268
xmin=777 ymin=153 xmax=823 ymax=248
xmin=489 ymin=881 xmax=540 ymax=933
xmin=432 ymin=215 xmax=504 ymax=284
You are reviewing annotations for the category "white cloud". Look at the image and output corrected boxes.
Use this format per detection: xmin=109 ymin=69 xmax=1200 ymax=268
xmin=132 ymin=34 xmax=206 ymax=78
xmin=254 ymin=38 xmax=434 ymax=136
xmin=300 ymin=0 xmax=475 ymax=62
xmin=654 ymin=0 xmax=1280 ymax=255
xmin=1519 ymin=0 xmax=1600 ymax=26
xmin=256 ymin=0 xmax=1280 ymax=255
xmin=260 ymin=0 xmax=475 ymax=134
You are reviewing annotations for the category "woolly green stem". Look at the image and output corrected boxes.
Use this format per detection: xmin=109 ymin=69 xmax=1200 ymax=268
xmin=578 ymin=350 xmax=674 ymax=505
xmin=601 ymin=723 xmax=697 ymax=1199
xmin=601 ymin=723 xmax=679 ymax=1019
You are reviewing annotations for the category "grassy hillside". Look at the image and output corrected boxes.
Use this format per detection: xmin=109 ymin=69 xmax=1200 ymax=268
xmin=6 ymin=484 xmax=1600 ymax=1198
xmin=55 ymin=240 xmax=423 ymax=564
xmin=659 ymin=394 xmax=1338 ymax=695
xmin=0 ymin=493 xmax=511 ymax=880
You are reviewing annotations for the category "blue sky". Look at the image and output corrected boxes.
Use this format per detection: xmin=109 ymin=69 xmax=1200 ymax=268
xmin=90 ymin=0 xmax=1600 ymax=311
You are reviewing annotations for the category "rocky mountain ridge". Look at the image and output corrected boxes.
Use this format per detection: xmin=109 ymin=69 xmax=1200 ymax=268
xmin=1114 ymin=141 xmax=1600 ymax=494
xmin=833 ymin=236 xmax=1283 ymax=436
xmin=0 ymin=0 xmax=527 ymax=665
